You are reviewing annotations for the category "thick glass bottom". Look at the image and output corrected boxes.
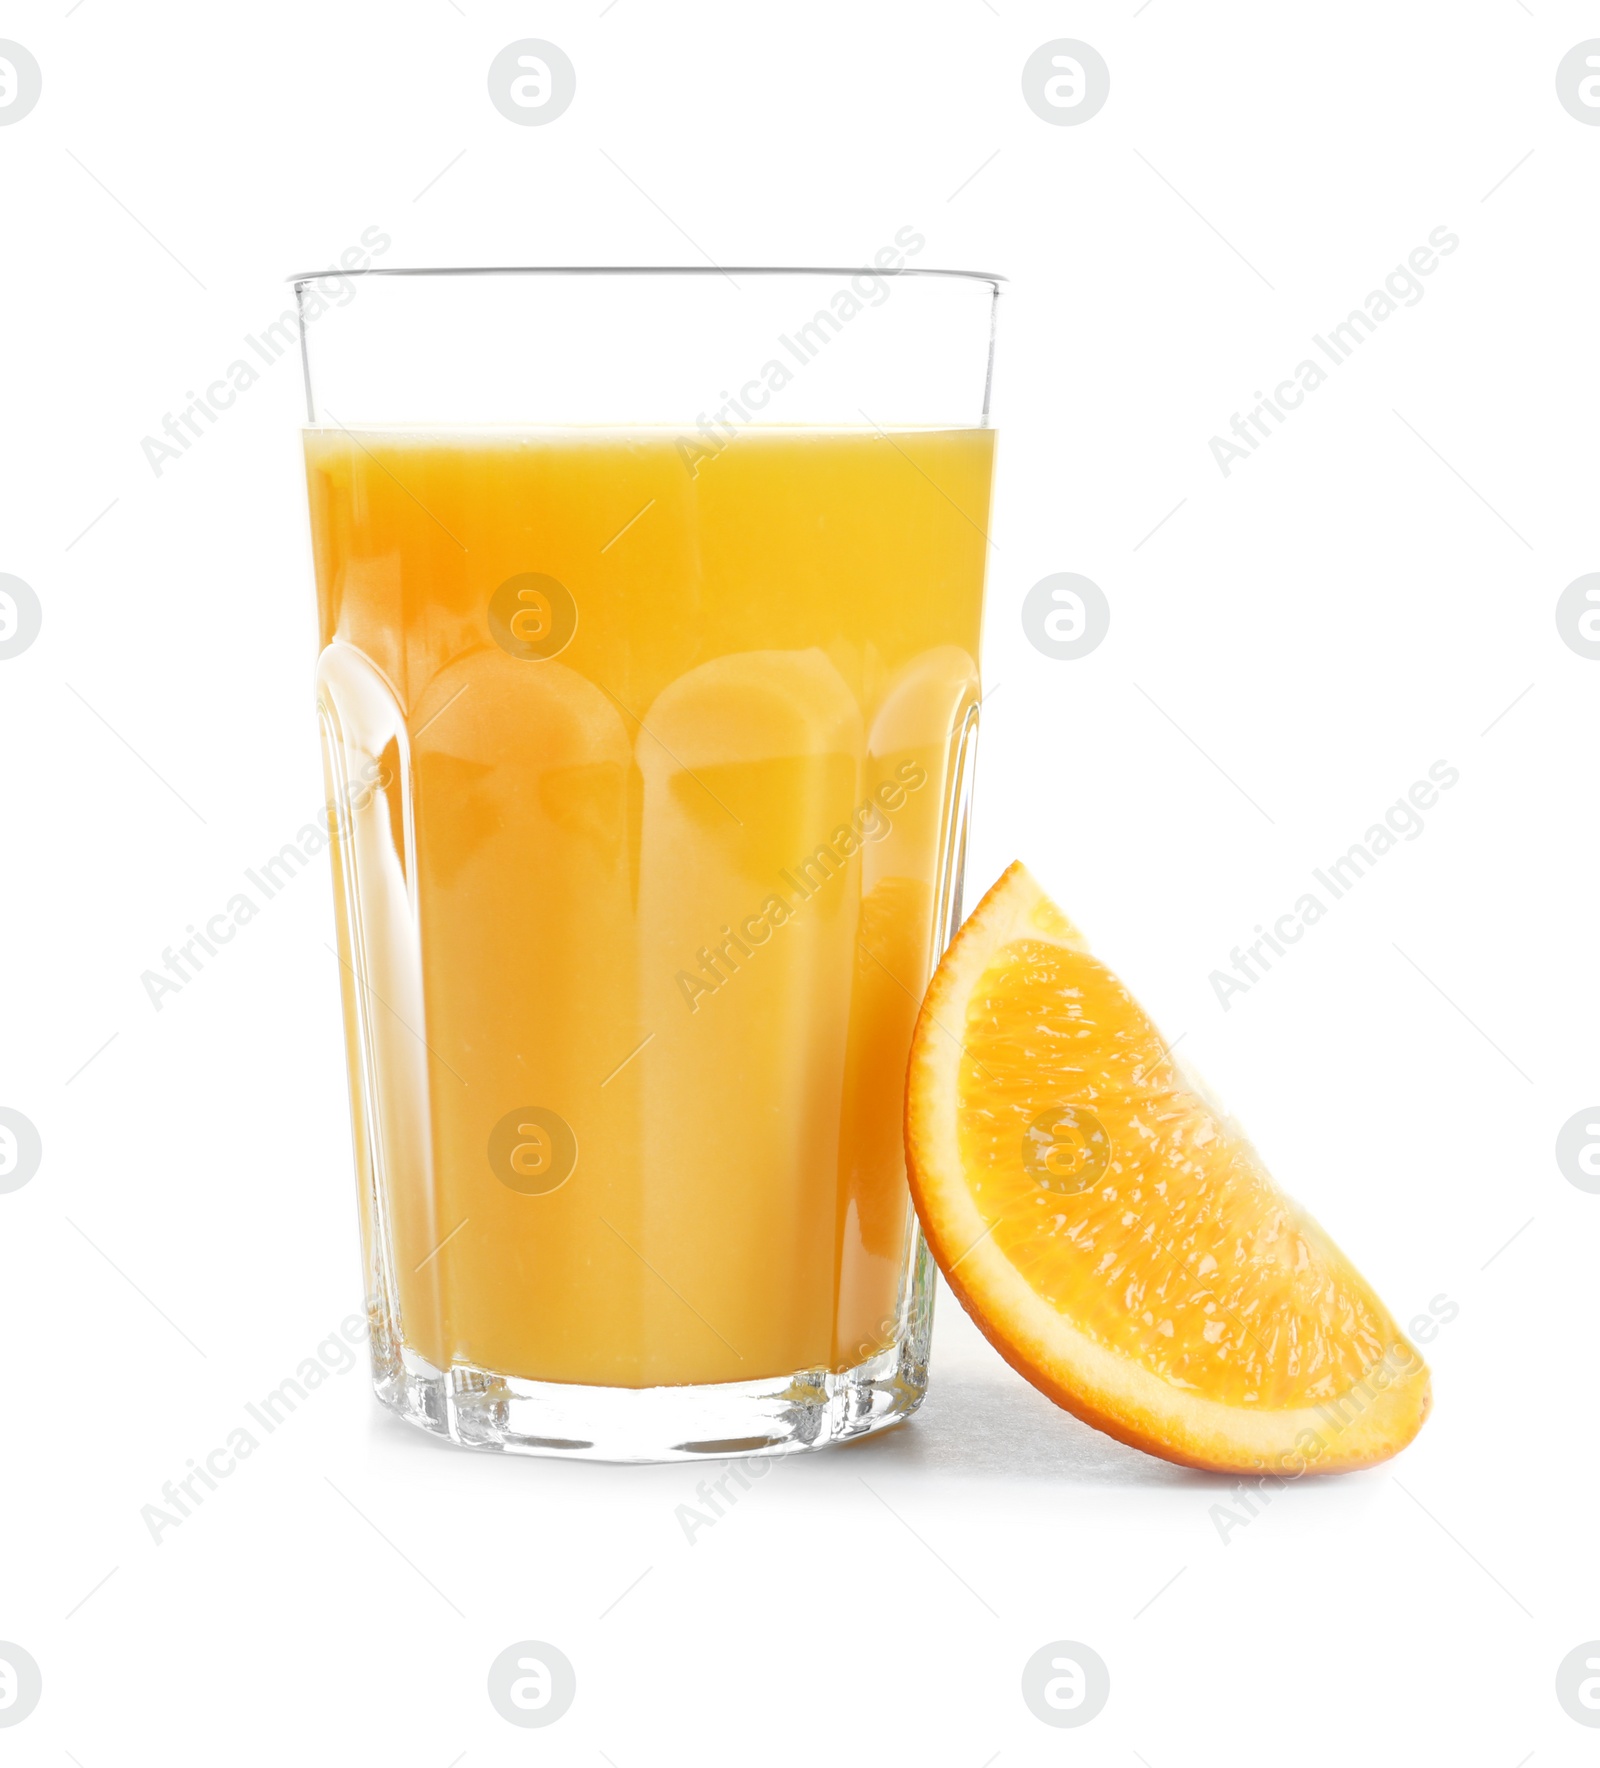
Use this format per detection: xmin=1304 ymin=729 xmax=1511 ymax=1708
xmin=369 ymin=1246 xmax=936 ymax=1463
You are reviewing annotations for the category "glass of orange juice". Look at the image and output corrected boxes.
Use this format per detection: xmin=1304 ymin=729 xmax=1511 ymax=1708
xmin=294 ymin=264 xmax=999 ymax=1460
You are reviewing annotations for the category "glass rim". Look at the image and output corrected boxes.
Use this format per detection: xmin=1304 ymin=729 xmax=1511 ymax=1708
xmin=287 ymin=264 xmax=1006 ymax=290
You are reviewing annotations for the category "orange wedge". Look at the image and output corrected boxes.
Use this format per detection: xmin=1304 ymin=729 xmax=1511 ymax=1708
xmin=905 ymin=862 xmax=1430 ymax=1474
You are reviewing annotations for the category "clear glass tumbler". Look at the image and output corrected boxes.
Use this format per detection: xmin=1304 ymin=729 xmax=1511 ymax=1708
xmin=294 ymin=264 xmax=1000 ymax=1460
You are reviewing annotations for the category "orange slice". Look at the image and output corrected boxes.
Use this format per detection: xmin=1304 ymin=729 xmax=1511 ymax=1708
xmin=905 ymin=862 xmax=1430 ymax=1474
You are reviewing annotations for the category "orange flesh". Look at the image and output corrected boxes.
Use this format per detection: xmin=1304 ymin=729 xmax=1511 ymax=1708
xmin=956 ymin=938 xmax=1396 ymax=1410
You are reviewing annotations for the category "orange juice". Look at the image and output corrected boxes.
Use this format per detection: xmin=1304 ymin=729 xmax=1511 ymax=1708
xmin=305 ymin=426 xmax=993 ymax=1387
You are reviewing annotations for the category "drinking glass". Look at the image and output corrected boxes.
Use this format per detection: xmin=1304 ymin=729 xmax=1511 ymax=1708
xmin=294 ymin=264 xmax=1000 ymax=1460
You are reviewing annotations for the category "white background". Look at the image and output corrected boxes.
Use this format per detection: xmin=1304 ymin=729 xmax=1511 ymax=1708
xmin=2 ymin=4 xmax=1595 ymax=1762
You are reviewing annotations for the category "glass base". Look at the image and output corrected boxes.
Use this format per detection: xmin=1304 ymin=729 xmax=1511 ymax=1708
xmin=372 ymin=1336 xmax=930 ymax=1464
xmin=367 ymin=1239 xmax=936 ymax=1463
